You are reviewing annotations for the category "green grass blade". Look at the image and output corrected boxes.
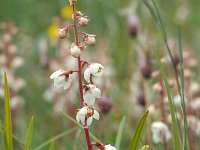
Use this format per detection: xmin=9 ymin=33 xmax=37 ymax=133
xmin=34 ymin=127 xmax=77 ymax=150
xmin=155 ymin=51 xmax=181 ymax=150
xmin=178 ymin=28 xmax=188 ymax=150
xmin=4 ymin=71 xmax=13 ymax=150
xmin=130 ymin=110 xmax=149 ymax=150
xmin=115 ymin=116 xmax=126 ymax=149
xmin=25 ymin=116 xmax=34 ymax=150
xmin=49 ymin=140 xmax=54 ymax=150
xmin=61 ymin=111 xmax=100 ymax=142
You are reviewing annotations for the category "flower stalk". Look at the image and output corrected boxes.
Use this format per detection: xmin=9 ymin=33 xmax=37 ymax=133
xmin=72 ymin=3 xmax=92 ymax=150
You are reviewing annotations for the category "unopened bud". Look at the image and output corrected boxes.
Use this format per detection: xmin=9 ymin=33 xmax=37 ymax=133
xmin=78 ymin=17 xmax=89 ymax=26
xmin=58 ymin=28 xmax=67 ymax=39
xmin=69 ymin=0 xmax=77 ymax=6
xmin=84 ymin=34 xmax=96 ymax=46
xmin=70 ymin=43 xmax=81 ymax=58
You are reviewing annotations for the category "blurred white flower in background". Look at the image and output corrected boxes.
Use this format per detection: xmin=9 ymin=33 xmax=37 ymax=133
xmin=151 ymin=121 xmax=172 ymax=144
xmin=76 ymin=106 xmax=99 ymax=126
xmin=190 ymin=97 xmax=200 ymax=111
xmin=187 ymin=115 xmax=200 ymax=136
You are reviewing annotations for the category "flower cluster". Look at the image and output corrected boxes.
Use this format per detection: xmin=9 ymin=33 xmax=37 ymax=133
xmin=0 ymin=22 xmax=25 ymax=111
xmin=50 ymin=0 xmax=116 ymax=149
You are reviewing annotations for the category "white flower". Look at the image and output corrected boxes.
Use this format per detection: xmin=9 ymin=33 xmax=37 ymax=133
xmin=84 ymin=63 xmax=104 ymax=83
xmin=83 ymin=84 xmax=101 ymax=105
xmin=104 ymin=144 xmax=117 ymax=150
xmin=151 ymin=121 xmax=172 ymax=144
xmin=70 ymin=43 xmax=81 ymax=58
xmin=50 ymin=69 xmax=72 ymax=89
xmin=190 ymin=97 xmax=200 ymax=111
xmin=76 ymin=106 xmax=99 ymax=126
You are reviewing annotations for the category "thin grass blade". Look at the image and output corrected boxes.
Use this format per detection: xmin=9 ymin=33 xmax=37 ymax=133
xmin=155 ymin=51 xmax=181 ymax=150
xmin=49 ymin=140 xmax=54 ymax=150
xmin=115 ymin=116 xmax=126 ymax=149
xmin=25 ymin=116 xmax=34 ymax=150
xmin=130 ymin=110 xmax=149 ymax=150
xmin=34 ymin=127 xmax=77 ymax=150
xmin=4 ymin=71 xmax=13 ymax=150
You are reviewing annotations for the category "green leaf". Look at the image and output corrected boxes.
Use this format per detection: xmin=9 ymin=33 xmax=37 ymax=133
xmin=4 ymin=71 xmax=13 ymax=150
xmin=61 ymin=111 xmax=100 ymax=142
xmin=115 ymin=116 xmax=126 ymax=149
xmin=49 ymin=140 xmax=54 ymax=150
xmin=25 ymin=116 xmax=34 ymax=150
xmin=130 ymin=110 xmax=149 ymax=150
xmin=34 ymin=127 xmax=77 ymax=150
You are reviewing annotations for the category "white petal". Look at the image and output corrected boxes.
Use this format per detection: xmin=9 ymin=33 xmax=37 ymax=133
xmin=93 ymin=110 xmax=100 ymax=120
xmin=54 ymin=76 xmax=66 ymax=88
xmin=104 ymin=144 xmax=117 ymax=150
xmin=90 ymin=63 xmax=104 ymax=77
xmin=81 ymin=116 xmax=86 ymax=126
xmin=79 ymin=107 xmax=88 ymax=115
xmin=92 ymin=87 xmax=101 ymax=98
xmin=84 ymin=92 xmax=96 ymax=105
xmin=63 ymin=76 xmax=72 ymax=90
xmin=50 ymin=69 xmax=64 ymax=79
xmin=87 ymin=117 xmax=93 ymax=126
xmin=76 ymin=113 xmax=81 ymax=123
xmin=84 ymin=68 xmax=91 ymax=83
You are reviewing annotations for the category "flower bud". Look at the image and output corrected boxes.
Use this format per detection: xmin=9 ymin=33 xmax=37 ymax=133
xmin=58 ymin=28 xmax=67 ymax=39
xmin=69 ymin=0 xmax=77 ymax=6
xmin=78 ymin=17 xmax=89 ymax=26
xmin=70 ymin=43 xmax=81 ymax=58
xmin=84 ymin=34 xmax=96 ymax=46
xmin=127 ymin=15 xmax=139 ymax=38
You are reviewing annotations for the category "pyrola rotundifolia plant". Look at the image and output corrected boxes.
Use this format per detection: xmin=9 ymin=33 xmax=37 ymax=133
xmin=50 ymin=0 xmax=117 ymax=150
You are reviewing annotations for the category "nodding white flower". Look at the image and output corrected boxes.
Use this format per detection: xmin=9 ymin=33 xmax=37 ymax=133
xmin=83 ymin=84 xmax=101 ymax=105
xmin=84 ymin=34 xmax=96 ymax=46
xmin=103 ymin=144 xmax=117 ymax=150
xmin=84 ymin=63 xmax=104 ymax=83
xmin=70 ymin=43 xmax=81 ymax=58
xmin=58 ymin=28 xmax=67 ymax=39
xmin=50 ymin=69 xmax=72 ymax=90
xmin=76 ymin=106 xmax=99 ymax=126
xmin=78 ymin=16 xmax=89 ymax=26
xmin=151 ymin=121 xmax=172 ymax=144
xmin=69 ymin=0 xmax=77 ymax=6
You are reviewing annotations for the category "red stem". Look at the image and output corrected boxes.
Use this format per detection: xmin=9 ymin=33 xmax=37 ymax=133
xmin=72 ymin=4 xmax=93 ymax=150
